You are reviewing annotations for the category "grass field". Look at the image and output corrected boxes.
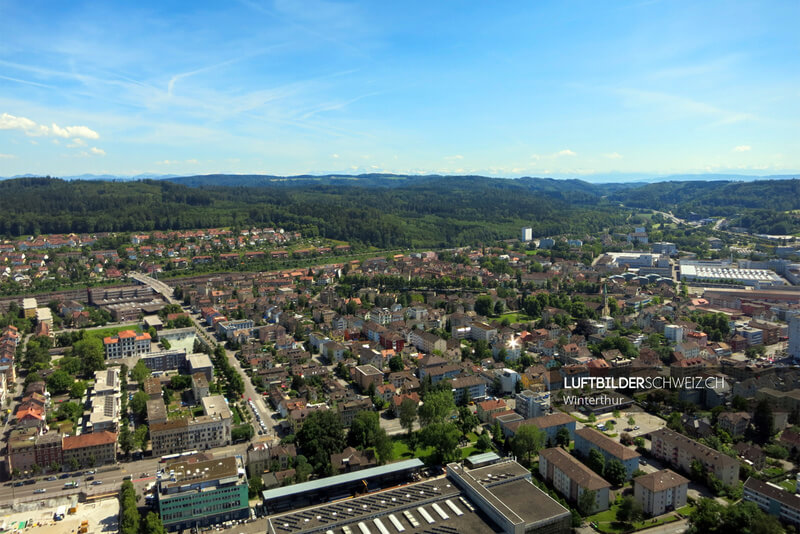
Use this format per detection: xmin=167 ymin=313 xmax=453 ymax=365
xmin=587 ymin=501 xmax=681 ymax=534
xmin=499 ymin=311 xmax=533 ymax=323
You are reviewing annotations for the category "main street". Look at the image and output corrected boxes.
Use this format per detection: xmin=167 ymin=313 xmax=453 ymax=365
xmin=0 ymin=442 xmax=249 ymax=505
xmin=129 ymin=272 xmax=277 ymax=436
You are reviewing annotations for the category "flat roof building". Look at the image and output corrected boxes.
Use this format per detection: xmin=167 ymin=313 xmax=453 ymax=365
xmin=157 ymin=455 xmax=249 ymax=531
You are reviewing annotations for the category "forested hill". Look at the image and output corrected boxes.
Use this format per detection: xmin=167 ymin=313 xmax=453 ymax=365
xmin=0 ymin=176 xmax=627 ymax=247
xmin=607 ymin=178 xmax=800 ymax=234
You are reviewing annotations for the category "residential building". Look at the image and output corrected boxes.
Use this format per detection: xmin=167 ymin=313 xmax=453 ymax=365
xmin=409 ymin=330 xmax=446 ymax=354
xmin=150 ymin=395 xmax=232 ymax=456
xmin=103 ymin=330 xmax=152 ymax=359
xmin=574 ymin=428 xmax=640 ymax=479
xmin=789 ymin=314 xmax=800 ymax=361
xmin=354 ymin=364 xmax=383 ymax=391
xmin=470 ymin=322 xmax=497 ymax=342
xmin=515 ymin=390 xmax=551 ymax=419
xmin=476 ymin=398 xmax=508 ymax=423
xmin=502 ymin=412 xmax=575 ymax=442
xmin=22 ymin=298 xmax=37 ymax=319
xmin=144 ymin=377 xmax=163 ymax=399
xmin=330 ymin=446 xmax=377 ymax=473
xmin=192 ymin=372 xmax=210 ymax=401
xmin=743 ymin=476 xmax=800 ymax=527
xmin=634 ymin=469 xmax=689 ymax=516
xmin=521 ymin=227 xmax=533 ymax=242
xmin=539 ymin=447 xmax=611 ymax=512
xmin=650 ymin=428 xmax=739 ymax=487
xmin=717 ymin=412 xmax=750 ymax=436
xmin=451 ymin=375 xmax=489 ymax=403
xmin=157 ymin=455 xmax=249 ymax=531
xmin=138 ymin=349 xmax=186 ymax=373
xmin=62 ymin=431 xmax=117 ymax=469
xmin=187 ymin=353 xmax=214 ymax=381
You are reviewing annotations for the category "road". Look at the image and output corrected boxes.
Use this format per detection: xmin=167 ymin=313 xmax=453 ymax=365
xmin=0 ymin=441 xmax=249 ymax=504
xmin=129 ymin=272 xmax=277 ymax=437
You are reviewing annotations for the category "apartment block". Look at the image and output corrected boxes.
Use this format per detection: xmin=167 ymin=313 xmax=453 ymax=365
xmin=633 ymin=469 xmax=689 ymax=516
xmin=574 ymin=428 xmax=640 ymax=480
xmin=539 ymin=447 xmax=611 ymax=512
xmin=650 ymin=428 xmax=739 ymax=487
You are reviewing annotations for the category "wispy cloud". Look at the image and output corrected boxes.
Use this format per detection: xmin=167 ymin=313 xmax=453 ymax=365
xmin=733 ymin=145 xmax=751 ymax=152
xmin=444 ymin=155 xmax=464 ymax=161
xmin=0 ymin=112 xmax=99 ymax=139
xmin=556 ymin=149 xmax=576 ymax=157
xmin=90 ymin=147 xmax=106 ymax=156
xmin=604 ymin=152 xmax=623 ymax=159
xmin=0 ymin=153 xmax=16 ymax=159
xmin=616 ymin=88 xmax=756 ymax=127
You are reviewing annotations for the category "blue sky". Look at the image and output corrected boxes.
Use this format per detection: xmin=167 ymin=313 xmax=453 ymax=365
xmin=0 ymin=0 xmax=798 ymax=179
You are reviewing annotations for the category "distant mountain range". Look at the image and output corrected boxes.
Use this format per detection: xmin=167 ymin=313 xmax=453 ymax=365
xmin=0 ymin=172 xmax=797 ymax=185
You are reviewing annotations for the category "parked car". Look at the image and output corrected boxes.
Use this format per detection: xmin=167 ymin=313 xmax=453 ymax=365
xmin=34 ymin=488 xmax=46 ymax=494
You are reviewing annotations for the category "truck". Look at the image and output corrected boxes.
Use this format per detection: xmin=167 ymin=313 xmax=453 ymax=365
xmin=54 ymin=506 xmax=67 ymax=521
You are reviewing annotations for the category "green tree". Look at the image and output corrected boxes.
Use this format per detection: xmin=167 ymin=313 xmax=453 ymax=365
xmin=419 ymin=422 xmax=461 ymax=464
xmin=46 ymin=369 xmax=73 ymax=394
xmin=474 ymin=296 xmax=493 ymax=317
xmin=348 ymin=410 xmax=380 ymax=449
xmin=616 ymin=495 xmax=643 ymax=524
xmin=577 ymin=489 xmax=597 ymax=516
xmin=457 ymin=405 xmax=479 ymax=437
xmin=418 ymin=389 xmax=456 ymax=426
xmin=130 ymin=391 xmax=149 ymax=418
xmin=131 ymin=359 xmax=150 ymax=384
xmin=476 ymin=432 xmax=493 ymax=452
xmin=69 ymin=380 xmax=87 ymax=399
xmin=296 ymin=410 xmax=345 ymax=473
xmin=604 ymin=459 xmax=627 ymax=486
xmin=587 ymin=448 xmax=605 ymax=476
xmin=752 ymin=398 xmax=775 ymax=444
xmin=141 ymin=512 xmax=167 ymax=534
xmin=556 ymin=427 xmax=571 ymax=447
xmin=511 ymin=425 xmax=546 ymax=465
xmin=389 ymin=355 xmax=404 ymax=372
xmin=119 ymin=425 xmax=134 ymax=456
xmin=74 ymin=337 xmax=105 ymax=375
xmin=399 ymin=398 xmax=417 ymax=435
xmin=375 ymin=430 xmax=394 ymax=465
xmin=248 ymin=473 xmax=265 ymax=498
xmin=134 ymin=424 xmax=149 ymax=451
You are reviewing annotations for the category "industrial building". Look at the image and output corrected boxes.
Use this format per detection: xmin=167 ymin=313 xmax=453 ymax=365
xmin=266 ymin=459 xmax=572 ymax=534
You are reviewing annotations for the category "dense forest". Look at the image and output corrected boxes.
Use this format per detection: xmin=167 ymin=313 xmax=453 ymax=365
xmin=3 ymin=175 xmax=799 ymax=245
xmin=0 ymin=176 xmax=627 ymax=248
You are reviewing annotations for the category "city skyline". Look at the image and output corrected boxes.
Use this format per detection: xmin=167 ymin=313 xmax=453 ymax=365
xmin=0 ymin=0 xmax=798 ymax=178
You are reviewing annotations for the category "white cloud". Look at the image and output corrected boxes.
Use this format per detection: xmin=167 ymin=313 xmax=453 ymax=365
xmin=733 ymin=145 xmax=751 ymax=152
xmin=445 ymin=154 xmax=464 ymax=161
xmin=604 ymin=152 xmax=623 ymax=159
xmin=0 ymin=113 xmax=99 ymax=140
xmin=331 ymin=153 xmax=340 ymax=159
xmin=556 ymin=149 xmax=576 ymax=157
xmin=90 ymin=147 xmax=106 ymax=156
xmin=0 ymin=153 xmax=16 ymax=159
xmin=68 ymin=138 xmax=88 ymax=148
xmin=155 ymin=158 xmax=198 ymax=165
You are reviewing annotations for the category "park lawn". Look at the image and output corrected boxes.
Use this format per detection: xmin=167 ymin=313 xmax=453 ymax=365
xmin=499 ymin=312 xmax=533 ymax=323
xmin=466 ymin=432 xmax=479 ymax=443
xmin=460 ymin=446 xmax=479 ymax=459
xmin=391 ymin=438 xmax=434 ymax=460
xmin=588 ymin=503 xmax=681 ymax=534
xmin=231 ymin=404 xmax=244 ymax=424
